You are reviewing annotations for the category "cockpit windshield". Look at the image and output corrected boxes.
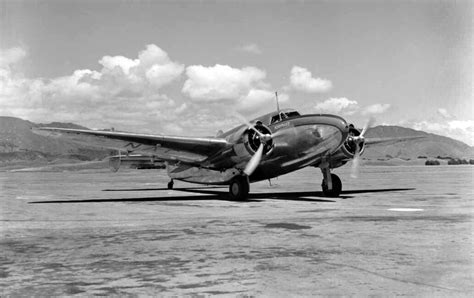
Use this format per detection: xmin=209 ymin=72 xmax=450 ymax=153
xmin=270 ymin=110 xmax=300 ymax=124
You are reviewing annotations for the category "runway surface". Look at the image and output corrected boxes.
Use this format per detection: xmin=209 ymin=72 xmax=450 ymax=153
xmin=1 ymin=165 xmax=473 ymax=296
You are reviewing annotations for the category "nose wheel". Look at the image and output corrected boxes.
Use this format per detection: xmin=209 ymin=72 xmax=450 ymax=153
xmin=320 ymin=167 xmax=342 ymax=197
xmin=229 ymin=176 xmax=249 ymax=201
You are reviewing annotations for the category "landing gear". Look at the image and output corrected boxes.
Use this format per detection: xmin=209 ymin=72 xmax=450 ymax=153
xmin=322 ymin=174 xmax=342 ymax=197
xmin=229 ymin=176 xmax=249 ymax=201
xmin=320 ymin=167 xmax=342 ymax=197
xmin=167 ymin=179 xmax=174 ymax=189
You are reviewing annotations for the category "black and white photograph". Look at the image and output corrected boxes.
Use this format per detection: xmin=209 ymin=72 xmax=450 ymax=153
xmin=1 ymin=0 xmax=472 ymax=296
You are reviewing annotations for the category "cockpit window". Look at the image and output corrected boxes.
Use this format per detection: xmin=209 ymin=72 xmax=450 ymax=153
xmin=285 ymin=111 xmax=300 ymax=118
xmin=270 ymin=111 xmax=300 ymax=124
xmin=270 ymin=115 xmax=281 ymax=124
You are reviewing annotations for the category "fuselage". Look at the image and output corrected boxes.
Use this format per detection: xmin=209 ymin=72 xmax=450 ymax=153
xmin=244 ymin=111 xmax=349 ymax=182
xmin=168 ymin=109 xmax=351 ymax=185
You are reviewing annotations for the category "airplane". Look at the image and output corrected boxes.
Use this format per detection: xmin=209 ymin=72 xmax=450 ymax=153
xmin=35 ymin=106 xmax=417 ymax=200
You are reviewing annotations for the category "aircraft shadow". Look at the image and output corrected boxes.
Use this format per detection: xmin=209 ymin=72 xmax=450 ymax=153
xmin=102 ymin=186 xmax=226 ymax=192
xmin=29 ymin=187 xmax=415 ymax=204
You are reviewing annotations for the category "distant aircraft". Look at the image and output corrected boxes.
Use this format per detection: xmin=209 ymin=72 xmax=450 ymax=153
xmin=36 ymin=106 xmax=418 ymax=200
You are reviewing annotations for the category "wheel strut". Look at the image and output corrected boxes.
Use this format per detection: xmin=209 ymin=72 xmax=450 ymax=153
xmin=320 ymin=168 xmax=342 ymax=197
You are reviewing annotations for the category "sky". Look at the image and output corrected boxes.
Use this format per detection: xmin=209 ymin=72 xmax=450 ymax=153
xmin=0 ymin=0 xmax=472 ymax=145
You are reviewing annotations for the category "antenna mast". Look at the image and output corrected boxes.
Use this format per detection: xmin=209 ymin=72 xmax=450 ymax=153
xmin=275 ymin=91 xmax=282 ymax=121
xmin=275 ymin=92 xmax=280 ymax=112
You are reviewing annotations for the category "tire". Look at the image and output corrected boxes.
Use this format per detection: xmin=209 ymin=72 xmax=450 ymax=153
xmin=229 ymin=176 xmax=250 ymax=201
xmin=167 ymin=180 xmax=174 ymax=190
xmin=322 ymin=174 xmax=342 ymax=197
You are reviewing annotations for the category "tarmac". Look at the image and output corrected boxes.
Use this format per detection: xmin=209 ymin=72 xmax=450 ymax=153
xmin=1 ymin=165 xmax=473 ymax=296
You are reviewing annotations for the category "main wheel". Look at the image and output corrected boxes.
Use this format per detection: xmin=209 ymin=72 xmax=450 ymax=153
xmin=322 ymin=174 xmax=342 ymax=197
xmin=167 ymin=180 xmax=174 ymax=190
xmin=229 ymin=176 xmax=250 ymax=201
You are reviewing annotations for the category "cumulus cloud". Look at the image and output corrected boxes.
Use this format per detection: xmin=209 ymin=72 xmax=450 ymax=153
xmin=181 ymin=64 xmax=284 ymax=113
xmin=314 ymin=97 xmax=359 ymax=115
xmin=98 ymin=44 xmax=184 ymax=94
xmin=238 ymin=43 xmax=262 ymax=55
xmin=0 ymin=45 xmax=283 ymax=135
xmin=406 ymin=108 xmax=474 ymax=145
xmin=412 ymin=119 xmax=474 ymax=146
xmin=287 ymin=66 xmax=332 ymax=93
xmin=0 ymin=47 xmax=27 ymax=67
xmin=437 ymin=108 xmax=453 ymax=119
xmin=361 ymin=103 xmax=391 ymax=115
xmin=182 ymin=64 xmax=267 ymax=101
xmin=0 ymin=45 xmax=186 ymax=133
xmin=236 ymin=89 xmax=289 ymax=112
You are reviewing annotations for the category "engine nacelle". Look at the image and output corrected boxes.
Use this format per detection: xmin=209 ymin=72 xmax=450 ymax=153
xmin=340 ymin=125 xmax=365 ymax=158
xmin=244 ymin=123 xmax=274 ymax=155
xmin=327 ymin=125 xmax=365 ymax=168
xmin=231 ymin=123 xmax=274 ymax=163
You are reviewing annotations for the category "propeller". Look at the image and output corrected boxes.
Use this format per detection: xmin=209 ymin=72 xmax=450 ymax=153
xmin=350 ymin=117 xmax=375 ymax=178
xmin=244 ymin=143 xmax=264 ymax=176
xmin=233 ymin=112 xmax=274 ymax=176
xmin=234 ymin=112 xmax=271 ymax=139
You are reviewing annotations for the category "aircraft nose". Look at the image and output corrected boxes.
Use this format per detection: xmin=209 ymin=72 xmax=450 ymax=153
xmin=305 ymin=114 xmax=349 ymax=152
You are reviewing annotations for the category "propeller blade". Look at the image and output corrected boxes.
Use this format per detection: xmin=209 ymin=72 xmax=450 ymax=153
xmin=271 ymin=129 xmax=287 ymax=138
xmin=360 ymin=117 xmax=375 ymax=137
xmin=350 ymin=145 xmax=361 ymax=178
xmin=233 ymin=112 xmax=264 ymax=137
xmin=244 ymin=143 xmax=264 ymax=176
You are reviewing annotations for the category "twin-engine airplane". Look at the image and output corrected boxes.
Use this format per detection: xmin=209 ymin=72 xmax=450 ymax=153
xmin=36 ymin=108 xmax=411 ymax=200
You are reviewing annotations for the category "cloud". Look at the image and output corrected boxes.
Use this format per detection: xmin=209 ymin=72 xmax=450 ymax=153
xmin=182 ymin=64 xmax=267 ymax=101
xmin=0 ymin=45 xmax=186 ymax=133
xmin=181 ymin=64 xmax=287 ymax=113
xmin=238 ymin=43 xmax=262 ymax=55
xmin=361 ymin=103 xmax=391 ymax=115
xmin=98 ymin=44 xmax=184 ymax=93
xmin=0 ymin=47 xmax=27 ymax=67
xmin=437 ymin=108 xmax=453 ymax=119
xmin=406 ymin=107 xmax=474 ymax=145
xmin=236 ymin=89 xmax=289 ymax=112
xmin=411 ymin=119 xmax=474 ymax=146
xmin=0 ymin=45 xmax=283 ymax=135
xmin=314 ymin=97 xmax=359 ymax=115
xmin=287 ymin=66 xmax=332 ymax=93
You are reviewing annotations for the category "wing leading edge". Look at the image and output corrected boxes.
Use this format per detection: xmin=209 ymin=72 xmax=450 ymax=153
xmin=34 ymin=127 xmax=231 ymax=165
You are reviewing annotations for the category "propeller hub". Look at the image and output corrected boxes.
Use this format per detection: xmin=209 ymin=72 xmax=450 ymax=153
xmin=246 ymin=124 xmax=274 ymax=154
xmin=260 ymin=134 xmax=272 ymax=143
xmin=352 ymin=135 xmax=365 ymax=144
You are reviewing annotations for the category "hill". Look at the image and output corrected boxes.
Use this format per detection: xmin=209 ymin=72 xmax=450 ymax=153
xmin=0 ymin=116 xmax=111 ymax=167
xmin=364 ymin=126 xmax=474 ymax=160
xmin=0 ymin=116 xmax=472 ymax=169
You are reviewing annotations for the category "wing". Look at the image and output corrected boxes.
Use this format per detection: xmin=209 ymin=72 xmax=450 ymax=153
xmin=365 ymin=135 xmax=425 ymax=145
xmin=34 ymin=127 xmax=230 ymax=165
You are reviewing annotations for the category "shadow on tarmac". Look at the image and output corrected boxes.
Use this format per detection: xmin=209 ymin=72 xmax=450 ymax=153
xmin=29 ymin=187 xmax=415 ymax=204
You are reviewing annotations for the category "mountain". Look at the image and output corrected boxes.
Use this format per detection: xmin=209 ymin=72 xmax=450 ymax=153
xmin=36 ymin=121 xmax=89 ymax=130
xmin=365 ymin=126 xmax=474 ymax=159
xmin=0 ymin=116 xmax=472 ymax=168
xmin=0 ymin=116 xmax=111 ymax=166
